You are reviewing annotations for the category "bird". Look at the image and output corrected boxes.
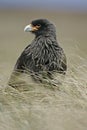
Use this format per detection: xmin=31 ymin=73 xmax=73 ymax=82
xmin=8 ymin=19 xmax=67 ymax=87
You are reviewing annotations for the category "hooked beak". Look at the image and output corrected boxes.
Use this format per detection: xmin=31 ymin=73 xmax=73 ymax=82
xmin=24 ymin=24 xmax=33 ymax=32
xmin=24 ymin=24 xmax=40 ymax=32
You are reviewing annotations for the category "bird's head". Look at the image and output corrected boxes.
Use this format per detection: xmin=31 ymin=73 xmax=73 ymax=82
xmin=24 ymin=19 xmax=56 ymax=37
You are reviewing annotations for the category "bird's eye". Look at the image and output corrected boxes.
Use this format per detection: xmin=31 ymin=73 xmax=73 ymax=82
xmin=37 ymin=24 xmax=41 ymax=27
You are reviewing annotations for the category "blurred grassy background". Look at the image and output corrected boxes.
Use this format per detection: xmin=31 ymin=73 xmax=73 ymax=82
xmin=0 ymin=7 xmax=87 ymax=130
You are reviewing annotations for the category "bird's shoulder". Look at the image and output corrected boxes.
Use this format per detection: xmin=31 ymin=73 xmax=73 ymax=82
xmin=20 ymin=36 xmax=64 ymax=58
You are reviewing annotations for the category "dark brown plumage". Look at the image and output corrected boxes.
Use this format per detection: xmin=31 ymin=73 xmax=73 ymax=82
xmin=9 ymin=19 xmax=67 ymax=86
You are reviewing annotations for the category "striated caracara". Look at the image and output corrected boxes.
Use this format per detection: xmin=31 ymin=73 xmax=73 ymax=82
xmin=9 ymin=19 xmax=67 ymax=87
